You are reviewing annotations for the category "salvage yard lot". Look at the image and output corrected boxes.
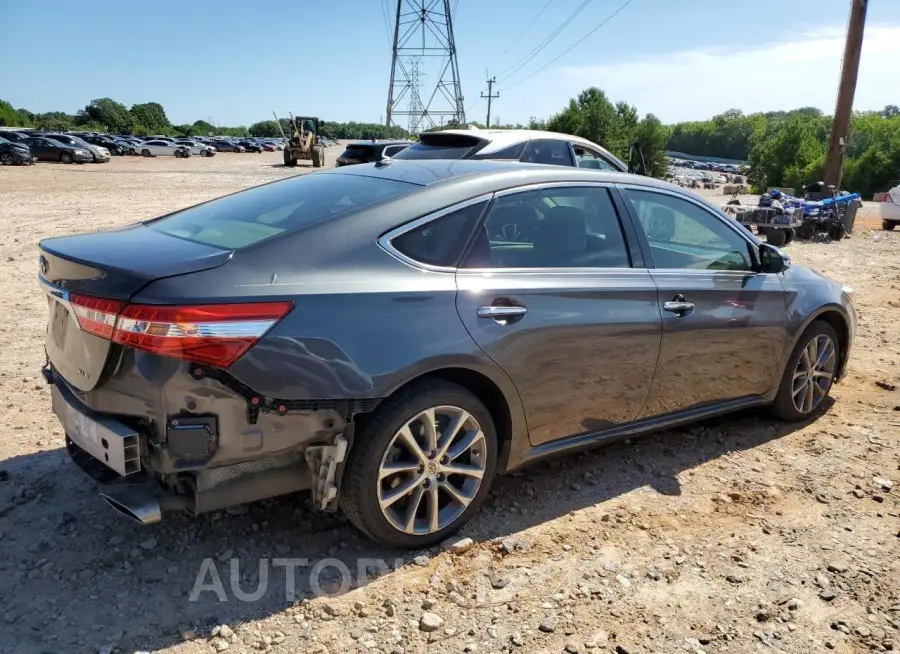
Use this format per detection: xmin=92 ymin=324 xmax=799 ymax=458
xmin=0 ymin=153 xmax=898 ymax=654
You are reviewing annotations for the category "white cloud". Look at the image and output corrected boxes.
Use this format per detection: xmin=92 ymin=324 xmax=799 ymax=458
xmin=557 ymin=25 xmax=900 ymax=122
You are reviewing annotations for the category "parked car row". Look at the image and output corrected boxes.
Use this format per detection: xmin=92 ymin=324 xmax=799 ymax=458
xmin=0 ymin=130 xmax=111 ymax=165
xmin=0 ymin=129 xmax=300 ymax=165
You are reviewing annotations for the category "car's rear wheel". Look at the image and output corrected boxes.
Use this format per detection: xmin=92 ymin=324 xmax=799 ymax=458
xmin=771 ymin=321 xmax=839 ymax=422
xmin=341 ymin=380 xmax=497 ymax=548
xmin=881 ymin=220 xmax=896 ymax=231
xmin=60 ymin=152 xmax=73 ymax=164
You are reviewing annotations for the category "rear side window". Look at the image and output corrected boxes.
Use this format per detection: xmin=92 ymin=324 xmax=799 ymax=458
xmin=147 ymin=173 xmax=416 ymax=249
xmin=520 ymin=139 xmax=573 ymax=166
xmin=471 ymin=141 xmax=525 ymax=161
xmin=390 ymin=201 xmax=487 ymax=267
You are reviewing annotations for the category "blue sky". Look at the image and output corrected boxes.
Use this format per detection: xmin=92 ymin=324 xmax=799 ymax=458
xmin=1 ymin=0 xmax=896 ymax=129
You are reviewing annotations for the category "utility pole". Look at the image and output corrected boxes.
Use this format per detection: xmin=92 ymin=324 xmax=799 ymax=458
xmin=823 ymin=0 xmax=868 ymax=190
xmin=481 ymin=76 xmax=498 ymax=128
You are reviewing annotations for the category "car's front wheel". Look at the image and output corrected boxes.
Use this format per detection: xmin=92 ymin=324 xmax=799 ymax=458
xmin=341 ymin=380 xmax=497 ymax=548
xmin=771 ymin=320 xmax=840 ymax=421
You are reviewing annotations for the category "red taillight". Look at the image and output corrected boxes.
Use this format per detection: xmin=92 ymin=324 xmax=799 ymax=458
xmin=882 ymin=193 xmax=895 ymax=204
xmin=67 ymin=295 xmax=292 ymax=368
xmin=112 ymin=301 xmax=293 ymax=368
xmin=70 ymin=294 xmax=125 ymax=339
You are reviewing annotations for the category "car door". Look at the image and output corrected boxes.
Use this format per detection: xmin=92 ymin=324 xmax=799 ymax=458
xmin=455 ymin=183 xmax=662 ymax=446
xmin=620 ymin=185 xmax=788 ymax=417
xmin=27 ymin=138 xmax=53 ymax=160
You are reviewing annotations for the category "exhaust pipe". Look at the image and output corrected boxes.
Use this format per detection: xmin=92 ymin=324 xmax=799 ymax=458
xmin=100 ymin=487 xmax=189 ymax=525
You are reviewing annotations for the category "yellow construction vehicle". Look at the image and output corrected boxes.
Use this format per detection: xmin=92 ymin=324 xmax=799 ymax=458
xmin=283 ymin=115 xmax=325 ymax=168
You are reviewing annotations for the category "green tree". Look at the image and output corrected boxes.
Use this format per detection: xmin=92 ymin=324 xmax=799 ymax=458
xmin=130 ymin=102 xmax=171 ymax=134
xmin=249 ymin=120 xmax=283 ymax=137
xmin=78 ymin=98 xmax=133 ymax=133
xmin=0 ymin=100 xmax=32 ymax=127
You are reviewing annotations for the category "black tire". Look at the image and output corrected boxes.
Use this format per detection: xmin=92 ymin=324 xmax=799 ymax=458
xmin=827 ymin=223 xmax=845 ymax=241
xmin=771 ymin=321 xmax=840 ymax=422
xmin=283 ymin=149 xmax=297 ymax=167
xmin=797 ymin=222 xmax=815 ymax=240
xmin=0 ymin=152 xmax=13 ymax=165
xmin=766 ymin=229 xmax=786 ymax=247
xmin=141 ymin=149 xmax=151 ymax=158
xmin=311 ymin=146 xmax=323 ymax=168
xmin=60 ymin=152 xmax=73 ymax=164
xmin=783 ymin=227 xmax=795 ymax=245
xmin=340 ymin=379 xmax=498 ymax=548
xmin=200 ymin=149 xmax=209 ymax=157
xmin=883 ymin=220 xmax=897 ymax=231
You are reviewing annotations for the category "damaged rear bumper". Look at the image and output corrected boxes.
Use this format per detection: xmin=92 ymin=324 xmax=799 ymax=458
xmin=44 ymin=359 xmax=371 ymax=523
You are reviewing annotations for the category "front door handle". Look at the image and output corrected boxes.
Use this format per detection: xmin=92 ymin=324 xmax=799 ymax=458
xmin=477 ymin=305 xmax=527 ymax=324
xmin=663 ymin=300 xmax=695 ymax=315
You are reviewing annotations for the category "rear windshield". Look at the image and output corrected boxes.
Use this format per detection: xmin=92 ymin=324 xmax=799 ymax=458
xmin=341 ymin=145 xmax=376 ymax=158
xmin=147 ymin=173 xmax=416 ymax=249
xmin=391 ymin=133 xmax=485 ymax=161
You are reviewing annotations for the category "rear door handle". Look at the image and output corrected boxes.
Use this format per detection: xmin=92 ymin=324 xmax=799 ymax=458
xmin=478 ymin=305 xmax=527 ymax=323
xmin=663 ymin=301 xmax=695 ymax=315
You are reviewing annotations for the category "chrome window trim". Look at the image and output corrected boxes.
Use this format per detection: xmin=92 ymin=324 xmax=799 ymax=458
xmin=378 ymin=180 xmax=680 ymax=275
xmin=377 ymin=193 xmax=494 ymax=273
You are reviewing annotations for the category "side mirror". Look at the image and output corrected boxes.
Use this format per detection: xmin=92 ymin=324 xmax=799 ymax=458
xmin=758 ymin=243 xmax=790 ymax=273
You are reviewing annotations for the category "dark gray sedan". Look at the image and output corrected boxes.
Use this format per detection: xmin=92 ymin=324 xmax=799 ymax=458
xmin=38 ymin=160 xmax=855 ymax=548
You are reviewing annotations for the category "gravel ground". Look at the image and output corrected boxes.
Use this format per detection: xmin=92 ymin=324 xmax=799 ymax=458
xmin=0 ymin=155 xmax=897 ymax=654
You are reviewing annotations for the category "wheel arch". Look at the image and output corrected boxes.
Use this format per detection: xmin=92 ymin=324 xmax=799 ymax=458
xmin=790 ymin=304 xmax=852 ymax=382
xmin=359 ymin=363 xmax=526 ymax=474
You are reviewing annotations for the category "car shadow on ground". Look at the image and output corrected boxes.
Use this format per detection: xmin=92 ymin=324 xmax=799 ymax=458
xmin=0 ymin=404 xmax=826 ymax=653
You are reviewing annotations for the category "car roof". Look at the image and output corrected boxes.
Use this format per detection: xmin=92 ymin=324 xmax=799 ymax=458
xmin=433 ymin=127 xmax=617 ymax=157
xmin=347 ymin=140 xmax=410 ymax=146
xmin=322 ymin=158 xmax=681 ymax=194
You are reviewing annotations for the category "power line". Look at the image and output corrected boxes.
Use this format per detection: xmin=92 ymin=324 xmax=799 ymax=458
xmin=495 ymin=0 xmax=592 ymax=84
xmin=499 ymin=0 xmax=555 ymax=59
xmin=498 ymin=0 xmax=636 ymax=92
xmin=380 ymin=0 xmax=393 ymax=46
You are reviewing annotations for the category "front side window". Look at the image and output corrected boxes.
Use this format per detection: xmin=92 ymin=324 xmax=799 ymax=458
xmin=390 ymin=200 xmax=487 ymax=267
xmin=626 ymin=189 xmax=752 ymax=271
xmin=462 ymin=186 xmax=631 ymax=269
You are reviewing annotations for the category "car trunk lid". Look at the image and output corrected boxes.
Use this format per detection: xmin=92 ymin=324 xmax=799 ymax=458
xmin=40 ymin=225 xmax=233 ymax=391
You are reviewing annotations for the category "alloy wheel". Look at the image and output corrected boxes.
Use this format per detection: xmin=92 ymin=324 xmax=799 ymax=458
xmin=377 ymin=405 xmax=486 ymax=536
xmin=791 ymin=334 xmax=836 ymax=414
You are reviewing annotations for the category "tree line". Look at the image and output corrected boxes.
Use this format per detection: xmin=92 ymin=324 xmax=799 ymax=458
xmin=3 ymin=94 xmax=897 ymax=196
xmin=0 ymin=98 xmax=408 ymax=141
xmin=667 ymin=105 xmax=900 ymax=197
